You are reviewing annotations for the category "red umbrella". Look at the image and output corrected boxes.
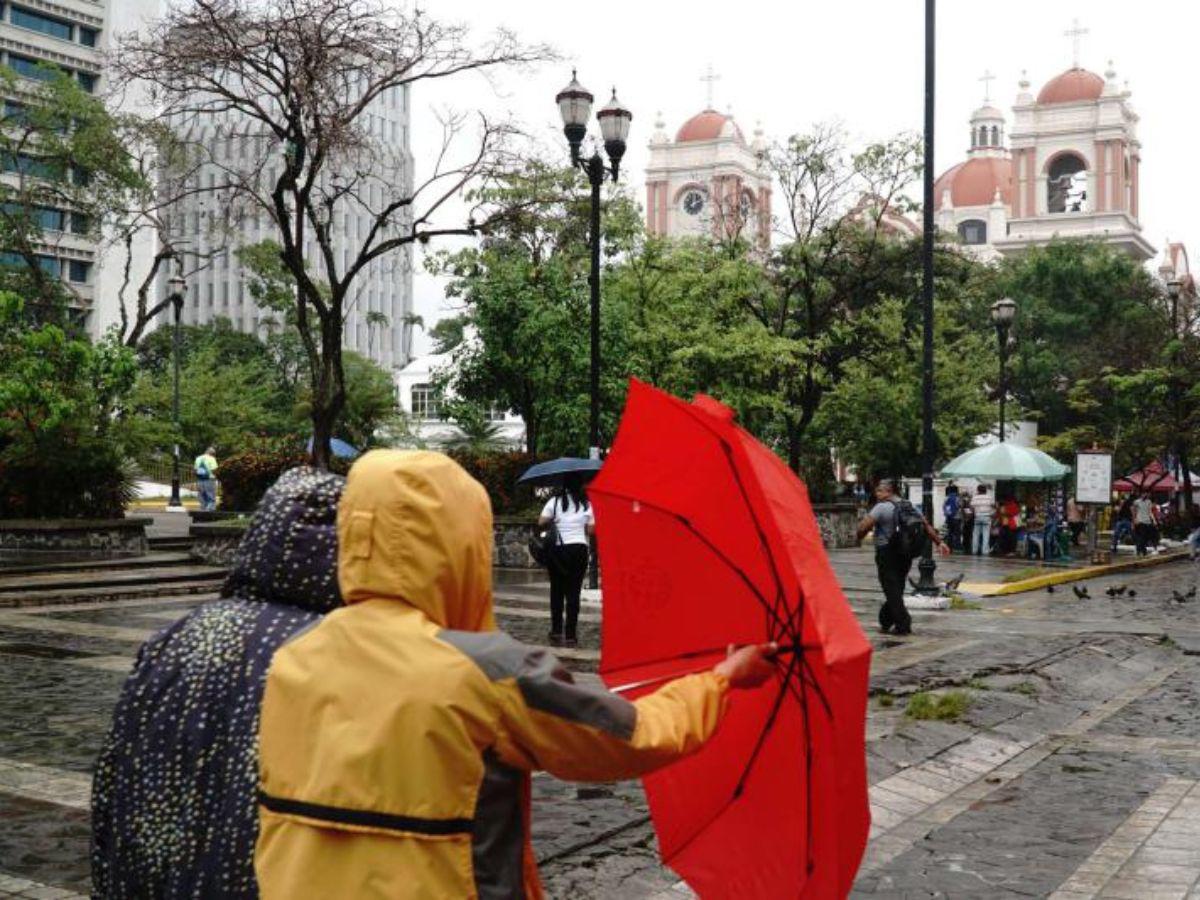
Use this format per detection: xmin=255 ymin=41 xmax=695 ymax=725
xmin=590 ymin=380 xmax=872 ymax=899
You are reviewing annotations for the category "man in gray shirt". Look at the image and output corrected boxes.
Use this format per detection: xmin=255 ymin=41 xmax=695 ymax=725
xmin=856 ymin=479 xmax=948 ymax=635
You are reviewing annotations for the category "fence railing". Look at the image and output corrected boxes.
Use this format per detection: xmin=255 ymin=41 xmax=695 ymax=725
xmin=134 ymin=459 xmax=201 ymax=494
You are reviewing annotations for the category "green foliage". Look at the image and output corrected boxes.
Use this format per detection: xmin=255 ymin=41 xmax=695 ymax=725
xmin=816 ymin=295 xmax=995 ymax=480
xmin=429 ymin=316 xmax=465 ymax=353
xmin=948 ymin=593 xmax=982 ymax=610
xmin=216 ymin=445 xmax=312 ymax=511
xmin=332 ymin=351 xmax=400 ymax=450
xmin=0 ymin=67 xmax=146 ymax=312
xmin=905 ymin=690 xmax=971 ymax=721
xmin=0 ymin=293 xmax=137 ymax=517
xmin=447 ymin=450 xmax=538 ymax=516
xmin=990 ymin=240 xmax=1163 ymax=467
xmin=441 ymin=400 xmax=509 ymax=453
xmin=875 ymin=692 xmax=895 ymax=709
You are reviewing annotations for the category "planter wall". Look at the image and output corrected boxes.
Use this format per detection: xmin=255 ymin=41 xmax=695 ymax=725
xmin=494 ymin=516 xmax=538 ymax=569
xmin=0 ymin=518 xmax=150 ymax=560
xmin=811 ymin=503 xmax=861 ymax=550
xmin=189 ymin=522 xmax=247 ymax=568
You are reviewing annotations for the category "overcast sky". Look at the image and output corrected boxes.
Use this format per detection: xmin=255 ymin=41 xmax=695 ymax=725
xmin=407 ymin=0 xmax=1196 ymax=357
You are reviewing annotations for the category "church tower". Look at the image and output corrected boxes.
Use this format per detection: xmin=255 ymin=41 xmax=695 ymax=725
xmin=994 ymin=61 xmax=1153 ymax=259
xmin=644 ymin=88 xmax=771 ymax=247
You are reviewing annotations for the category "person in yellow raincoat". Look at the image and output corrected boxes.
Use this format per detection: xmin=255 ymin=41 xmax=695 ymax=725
xmin=255 ymin=449 xmax=773 ymax=898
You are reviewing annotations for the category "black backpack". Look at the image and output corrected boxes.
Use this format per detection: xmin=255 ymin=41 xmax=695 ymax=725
xmin=888 ymin=499 xmax=928 ymax=560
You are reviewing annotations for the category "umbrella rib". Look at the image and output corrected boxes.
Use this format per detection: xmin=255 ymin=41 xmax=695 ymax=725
xmin=731 ymin=650 xmax=801 ymax=800
xmin=589 ymin=489 xmax=791 ymax=637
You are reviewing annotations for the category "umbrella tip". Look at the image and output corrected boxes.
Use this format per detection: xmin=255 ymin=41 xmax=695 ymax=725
xmin=691 ymin=394 xmax=735 ymax=422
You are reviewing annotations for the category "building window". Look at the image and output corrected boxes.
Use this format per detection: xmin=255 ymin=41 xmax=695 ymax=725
xmin=78 ymin=27 xmax=98 ymax=48
xmin=67 ymin=259 xmax=90 ymax=283
xmin=1047 ymin=153 xmax=1088 ymax=214
xmin=0 ymin=251 xmax=60 ymax=276
xmin=7 ymin=54 xmax=62 ymax=83
xmin=77 ymin=72 xmax=96 ymax=93
xmin=10 ymin=6 xmax=73 ymax=42
xmin=411 ymin=383 xmax=442 ymax=420
xmin=957 ymin=219 xmax=987 ymax=245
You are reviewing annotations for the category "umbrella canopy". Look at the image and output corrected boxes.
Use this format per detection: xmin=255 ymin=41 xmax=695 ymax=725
xmin=940 ymin=443 xmax=1070 ymax=482
xmin=1113 ymin=460 xmax=1179 ymax=493
xmin=305 ymin=437 xmax=360 ymax=460
xmin=589 ymin=380 xmax=871 ymax=899
xmin=517 ymin=456 xmax=603 ymax=487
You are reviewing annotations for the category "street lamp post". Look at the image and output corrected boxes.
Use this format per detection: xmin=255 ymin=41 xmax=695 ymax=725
xmin=991 ymin=297 xmax=1017 ymax=443
xmin=1164 ymin=277 xmax=1193 ymax=516
xmin=166 ymin=274 xmax=187 ymax=512
xmin=914 ymin=0 xmax=938 ymax=594
xmin=555 ymin=71 xmax=632 ymax=460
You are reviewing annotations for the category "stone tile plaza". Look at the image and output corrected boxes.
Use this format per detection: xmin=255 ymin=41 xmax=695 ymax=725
xmin=1 ymin=533 xmax=1200 ymax=897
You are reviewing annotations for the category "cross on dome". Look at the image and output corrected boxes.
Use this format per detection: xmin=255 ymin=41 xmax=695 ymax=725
xmin=979 ymin=70 xmax=996 ymax=102
xmin=1064 ymin=18 xmax=1089 ymax=68
xmin=700 ymin=64 xmax=721 ymax=111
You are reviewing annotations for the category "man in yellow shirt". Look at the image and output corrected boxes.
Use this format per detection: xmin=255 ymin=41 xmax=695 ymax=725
xmin=193 ymin=447 xmax=218 ymax=511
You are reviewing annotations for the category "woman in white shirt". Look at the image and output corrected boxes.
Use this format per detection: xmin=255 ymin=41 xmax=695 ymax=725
xmin=538 ymin=474 xmax=595 ymax=648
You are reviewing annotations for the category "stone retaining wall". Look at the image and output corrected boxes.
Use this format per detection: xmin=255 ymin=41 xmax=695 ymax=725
xmin=0 ymin=518 xmax=150 ymax=560
xmin=494 ymin=503 xmax=861 ymax=570
xmin=189 ymin=522 xmax=247 ymax=568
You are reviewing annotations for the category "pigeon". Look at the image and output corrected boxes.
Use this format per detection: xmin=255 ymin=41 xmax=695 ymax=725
xmin=1172 ymin=590 xmax=1187 ymax=604
xmin=1114 ymin=585 xmax=1128 ymax=597
xmin=943 ymin=574 xmax=965 ymax=592
xmin=1046 ymin=584 xmax=1057 ymax=594
xmin=1127 ymin=589 xmax=1137 ymax=598
xmin=1187 ymin=586 xmax=1197 ymax=600
xmin=1072 ymin=585 xmax=1090 ymax=599
xmin=1106 ymin=587 xmax=1118 ymax=597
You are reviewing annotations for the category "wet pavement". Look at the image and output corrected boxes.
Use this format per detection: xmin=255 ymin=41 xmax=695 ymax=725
xmin=0 ymin=550 xmax=1198 ymax=897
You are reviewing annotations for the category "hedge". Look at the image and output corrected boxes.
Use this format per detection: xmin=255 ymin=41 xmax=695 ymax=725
xmin=446 ymin=450 xmax=538 ymax=516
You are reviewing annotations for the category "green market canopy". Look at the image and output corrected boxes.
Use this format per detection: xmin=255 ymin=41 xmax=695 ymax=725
xmin=939 ymin=443 xmax=1071 ymax=483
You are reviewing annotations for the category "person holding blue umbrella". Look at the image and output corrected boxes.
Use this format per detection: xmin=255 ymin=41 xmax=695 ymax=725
xmin=538 ymin=473 xmax=594 ymax=647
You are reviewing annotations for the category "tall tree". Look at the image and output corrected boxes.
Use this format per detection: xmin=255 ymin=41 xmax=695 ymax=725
xmin=115 ymin=0 xmax=549 ymax=468
xmin=429 ymin=160 xmax=642 ymax=456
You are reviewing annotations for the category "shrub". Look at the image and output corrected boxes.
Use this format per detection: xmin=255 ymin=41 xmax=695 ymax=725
xmin=0 ymin=294 xmax=137 ymax=519
xmin=217 ymin=448 xmax=311 ymax=511
xmin=447 ymin=450 xmax=538 ymax=516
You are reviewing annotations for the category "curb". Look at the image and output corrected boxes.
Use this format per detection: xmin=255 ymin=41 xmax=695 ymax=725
xmin=962 ymin=549 xmax=1191 ymax=597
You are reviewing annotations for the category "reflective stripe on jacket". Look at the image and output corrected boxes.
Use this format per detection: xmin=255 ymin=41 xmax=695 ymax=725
xmin=254 ymin=450 xmax=730 ymax=899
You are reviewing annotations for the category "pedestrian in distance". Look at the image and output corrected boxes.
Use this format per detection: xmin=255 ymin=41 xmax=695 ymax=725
xmin=856 ymin=478 xmax=949 ymax=636
xmin=969 ymin=484 xmax=995 ymax=556
xmin=1189 ymin=521 xmax=1200 ymax=561
xmin=252 ymin=450 xmax=776 ymax=899
xmin=998 ymin=495 xmax=1021 ymax=557
xmin=1111 ymin=497 xmax=1134 ymax=552
xmin=539 ymin=472 xmax=593 ymax=648
xmin=1132 ymin=491 xmax=1156 ymax=557
xmin=91 ymin=468 xmax=345 ymax=899
xmin=1067 ymin=496 xmax=1086 ymax=546
xmin=960 ymin=498 xmax=975 ymax=555
xmin=194 ymin=445 xmax=219 ymax=511
xmin=943 ymin=482 xmax=961 ymax=551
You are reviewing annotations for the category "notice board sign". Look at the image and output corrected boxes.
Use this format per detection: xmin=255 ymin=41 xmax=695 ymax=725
xmin=1076 ymin=451 xmax=1113 ymax=505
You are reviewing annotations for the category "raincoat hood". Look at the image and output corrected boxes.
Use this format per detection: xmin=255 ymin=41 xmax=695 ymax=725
xmin=337 ymin=450 xmax=495 ymax=631
xmin=221 ymin=467 xmax=345 ymax=613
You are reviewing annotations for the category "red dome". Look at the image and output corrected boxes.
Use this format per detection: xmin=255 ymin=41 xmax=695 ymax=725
xmin=933 ymin=157 xmax=1013 ymax=209
xmin=1037 ymin=68 xmax=1105 ymax=105
xmin=675 ymin=109 xmax=745 ymax=144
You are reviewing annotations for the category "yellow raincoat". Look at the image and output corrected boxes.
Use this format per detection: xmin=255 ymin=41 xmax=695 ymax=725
xmin=255 ymin=450 xmax=730 ymax=898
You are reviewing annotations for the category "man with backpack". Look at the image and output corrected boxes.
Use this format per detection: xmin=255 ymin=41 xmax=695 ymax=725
xmin=857 ymin=479 xmax=949 ymax=636
xmin=194 ymin=446 xmax=219 ymax=512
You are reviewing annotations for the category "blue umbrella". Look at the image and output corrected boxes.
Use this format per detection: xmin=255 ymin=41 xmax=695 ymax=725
xmin=518 ymin=457 xmax=603 ymax=487
xmin=306 ymin=437 xmax=361 ymax=460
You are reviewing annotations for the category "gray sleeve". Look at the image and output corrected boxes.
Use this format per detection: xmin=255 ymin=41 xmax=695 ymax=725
xmin=438 ymin=629 xmax=636 ymax=741
xmin=867 ymin=502 xmax=890 ymax=521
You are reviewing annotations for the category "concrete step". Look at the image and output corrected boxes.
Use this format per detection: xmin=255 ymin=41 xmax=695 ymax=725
xmin=148 ymin=537 xmax=193 ymax=552
xmin=0 ymin=564 xmax=227 ymax=596
xmin=0 ymin=552 xmax=194 ymax=578
xmin=0 ymin=577 xmax=227 ymax=608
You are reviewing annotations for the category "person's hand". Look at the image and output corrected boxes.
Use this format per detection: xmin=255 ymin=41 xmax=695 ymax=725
xmin=714 ymin=642 xmax=777 ymax=689
xmin=937 ymin=542 xmax=951 ymax=557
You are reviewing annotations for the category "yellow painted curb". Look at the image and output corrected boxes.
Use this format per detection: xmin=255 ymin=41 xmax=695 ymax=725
xmin=962 ymin=550 xmax=1191 ymax=597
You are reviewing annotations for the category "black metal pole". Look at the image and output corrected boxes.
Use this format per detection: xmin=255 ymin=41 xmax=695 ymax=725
xmin=168 ymin=292 xmax=184 ymax=510
xmin=997 ymin=325 xmax=1007 ymax=443
xmin=915 ymin=0 xmax=939 ymax=594
xmin=587 ymin=154 xmax=603 ymax=459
